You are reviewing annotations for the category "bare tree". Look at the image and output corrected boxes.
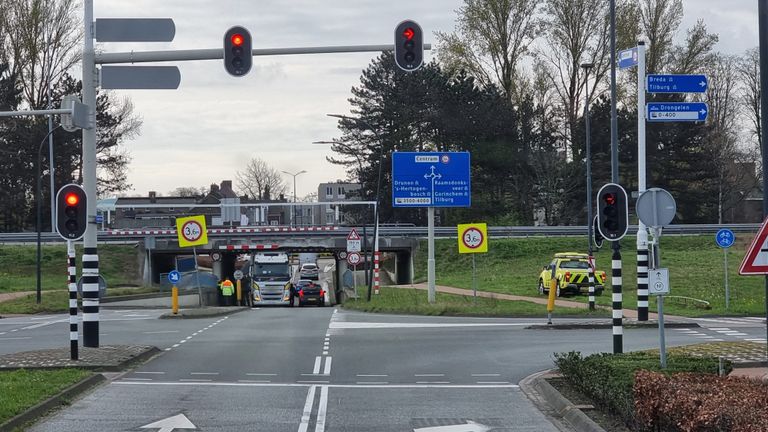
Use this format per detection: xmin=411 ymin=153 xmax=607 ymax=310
xmin=0 ymin=0 xmax=82 ymax=108
xmin=436 ymin=0 xmax=542 ymax=102
xmin=236 ymin=157 xmax=288 ymax=200
xmin=168 ymin=186 xmax=208 ymax=198
xmin=638 ymin=0 xmax=683 ymax=74
xmin=739 ymin=47 xmax=761 ymax=154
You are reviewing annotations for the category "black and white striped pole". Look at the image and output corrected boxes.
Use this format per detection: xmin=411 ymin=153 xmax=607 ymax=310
xmin=82 ymin=248 xmax=100 ymax=347
xmin=636 ymin=41 xmax=650 ymax=322
xmin=67 ymin=241 xmax=78 ymax=360
xmin=597 ymin=183 xmax=629 ymax=354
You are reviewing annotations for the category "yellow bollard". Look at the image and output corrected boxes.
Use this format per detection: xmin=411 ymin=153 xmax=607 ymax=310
xmin=547 ymin=269 xmax=557 ymax=325
xmin=236 ymin=280 xmax=242 ymax=304
xmin=172 ymin=285 xmax=179 ymax=315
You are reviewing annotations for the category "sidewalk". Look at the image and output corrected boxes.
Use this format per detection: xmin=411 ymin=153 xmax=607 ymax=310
xmin=401 ymin=283 xmax=688 ymax=321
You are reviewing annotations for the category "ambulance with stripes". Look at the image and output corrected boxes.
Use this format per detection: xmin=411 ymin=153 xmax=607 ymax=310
xmin=538 ymin=253 xmax=607 ymax=297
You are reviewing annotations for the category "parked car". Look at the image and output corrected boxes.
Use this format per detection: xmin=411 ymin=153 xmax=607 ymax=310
xmin=299 ymin=262 xmax=320 ymax=280
xmin=295 ymin=279 xmax=325 ymax=307
xmin=538 ymin=252 xmax=606 ymax=297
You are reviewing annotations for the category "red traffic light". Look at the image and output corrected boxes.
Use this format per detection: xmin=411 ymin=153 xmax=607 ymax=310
xmin=403 ymin=27 xmax=415 ymax=40
xmin=231 ymin=33 xmax=244 ymax=47
xmin=603 ymin=193 xmax=616 ymax=205
xmin=65 ymin=193 xmax=79 ymax=206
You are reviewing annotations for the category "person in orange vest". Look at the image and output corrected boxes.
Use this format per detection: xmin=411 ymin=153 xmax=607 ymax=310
xmin=220 ymin=278 xmax=235 ymax=306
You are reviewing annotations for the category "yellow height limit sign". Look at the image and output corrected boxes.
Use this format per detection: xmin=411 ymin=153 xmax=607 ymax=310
xmin=457 ymin=223 xmax=487 ymax=299
xmin=176 ymin=215 xmax=208 ymax=247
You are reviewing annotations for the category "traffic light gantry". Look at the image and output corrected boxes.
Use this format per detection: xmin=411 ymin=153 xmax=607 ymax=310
xmin=597 ymin=183 xmax=628 ymax=241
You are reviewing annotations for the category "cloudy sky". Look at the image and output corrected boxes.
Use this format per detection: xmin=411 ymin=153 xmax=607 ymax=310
xmin=93 ymin=0 xmax=760 ymax=199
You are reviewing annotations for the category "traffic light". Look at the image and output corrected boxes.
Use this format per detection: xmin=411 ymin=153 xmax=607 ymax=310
xmin=56 ymin=184 xmax=87 ymax=241
xmin=394 ymin=20 xmax=423 ymax=71
xmin=224 ymin=26 xmax=252 ymax=77
xmin=593 ymin=215 xmax=604 ymax=249
xmin=596 ymin=183 xmax=628 ymax=241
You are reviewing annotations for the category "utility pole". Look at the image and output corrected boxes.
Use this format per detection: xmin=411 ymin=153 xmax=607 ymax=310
xmin=758 ymin=0 xmax=768 ymax=355
xmin=609 ymin=0 xmax=623 ymax=354
xmin=582 ymin=62 xmax=595 ymax=311
xmin=281 ymin=170 xmax=307 ymax=227
xmin=636 ymin=41 xmax=650 ymax=322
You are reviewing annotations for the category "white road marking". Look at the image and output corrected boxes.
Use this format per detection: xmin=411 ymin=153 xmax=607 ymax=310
xmin=0 ymin=337 xmax=31 ymax=340
xmin=115 ymin=381 xmax=520 ymax=389
xmin=179 ymin=379 xmax=212 ymax=382
xmin=190 ymin=372 xmax=219 ymax=375
xmin=471 ymin=374 xmax=500 ymax=377
xmin=238 ymin=380 xmax=271 ymax=383
xmin=164 ymin=348 xmax=171 ymax=351
xmin=477 ymin=381 xmax=510 ymax=384
xmin=357 ymin=381 xmax=389 ymax=385
xmin=330 ymin=322 xmax=536 ymax=329
xmin=143 ymin=330 xmax=180 ymax=334
xmin=298 ymin=380 xmax=330 ymax=384
xmin=315 ymin=386 xmax=328 ymax=432
xmin=322 ymin=350 xmax=329 ymax=355
xmin=123 ymin=378 xmax=152 ymax=381
xmin=416 ymin=381 xmax=450 ymax=384
xmin=415 ymin=374 xmax=444 ymax=377
xmin=172 ymin=344 xmax=180 ymax=348
xmin=313 ymin=356 xmax=321 ymax=374
xmin=135 ymin=371 xmax=165 ymax=375
xmin=323 ymin=357 xmax=332 ymax=376
xmin=297 ymin=385 xmax=316 ymax=432
xmin=22 ymin=319 xmax=67 ymax=330
xmin=179 ymin=340 xmax=187 ymax=344
xmin=357 ymin=374 xmax=388 ymax=377
xmin=185 ymin=336 xmax=192 ymax=340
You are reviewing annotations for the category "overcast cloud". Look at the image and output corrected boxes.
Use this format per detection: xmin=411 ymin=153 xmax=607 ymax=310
xmin=92 ymin=0 xmax=761 ymax=198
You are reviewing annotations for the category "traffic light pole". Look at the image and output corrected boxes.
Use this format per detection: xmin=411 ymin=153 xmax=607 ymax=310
xmin=82 ymin=0 xmax=100 ymax=348
xmin=609 ymin=0 xmax=623 ymax=354
xmin=758 ymin=0 xmax=768 ymax=358
xmin=636 ymin=41 xmax=649 ymax=322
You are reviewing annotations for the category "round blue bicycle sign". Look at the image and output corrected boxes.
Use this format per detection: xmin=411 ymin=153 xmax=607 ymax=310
xmin=168 ymin=270 xmax=181 ymax=284
xmin=715 ymin=229 xmax=735 ymax=249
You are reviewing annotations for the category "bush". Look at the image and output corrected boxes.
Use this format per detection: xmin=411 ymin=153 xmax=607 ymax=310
xmin=554 ymin=351 xmax=729 ymax=429
xmin=635 ymin=370 xmax=768 ymax=432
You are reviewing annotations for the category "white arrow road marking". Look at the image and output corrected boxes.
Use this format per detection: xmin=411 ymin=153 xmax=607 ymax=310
xmin=140 ymin=413 xmax=196 ymax=432
xmin=413 ymin=420 xmax=492 ymax=432
xmin=330 ymin=322 xmax=536 ymax=329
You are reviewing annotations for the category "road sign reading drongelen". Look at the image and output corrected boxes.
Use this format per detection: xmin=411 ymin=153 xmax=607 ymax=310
xmin=392 ymin=152 xmax=471 ymax=207
xmin=175 ymin=215 xmax=208 ymax=247
xmin=346 ymin=228 xmax=362 ymax=253
xmin=457 ymin=223 xmax=488 ymax=254
xmin=739 ymin=216 xmax=768 ymax=275
xmin=647 ymin=103 xmax=708 ymax=122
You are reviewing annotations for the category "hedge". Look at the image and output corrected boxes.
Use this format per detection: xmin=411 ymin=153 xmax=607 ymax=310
xmin=635 ymin=370 xmax=768 ymax=432
xmin=553 ymin=351 xmax=729 ymax=429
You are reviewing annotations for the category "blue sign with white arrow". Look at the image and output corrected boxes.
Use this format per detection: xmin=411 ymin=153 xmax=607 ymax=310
xmin=647 ymin=102 xmax=708 ymax=122
xmin=618 ymin=47 xmax=638 ymax=69
xmin=392 ymin=152 xmax=471 ymax=208
xmin=646 ymin=74 xmax=708 ymax=93
xmin=715 ymin=229 xmax=735 ymax=249
xmin=168 ymin=270 xmax=181 ymax=284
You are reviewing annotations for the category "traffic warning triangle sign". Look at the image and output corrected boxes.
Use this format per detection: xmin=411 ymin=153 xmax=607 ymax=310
xmin=347 ymin=228 xmax=361 ymax=241
xmin=739 ymin=216 xmax=768 ymax=275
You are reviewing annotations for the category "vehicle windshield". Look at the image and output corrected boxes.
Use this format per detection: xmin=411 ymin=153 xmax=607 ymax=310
xmin=253 ymin=263 xmax=290 ymax=278
xmin=559 ymin=260 xmax=590 ymax=269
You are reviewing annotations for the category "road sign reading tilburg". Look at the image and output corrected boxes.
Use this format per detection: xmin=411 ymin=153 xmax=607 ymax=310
xmin=618 ymin=47 xmax=638 ymax=69
xmin=646 ymin=74 xmax=708 ymax=93
xmin=647 ymin=103 xmax=708 ymax=122
xmin=715 ymin=229 xmax=735 ymax=249
xmin=346 ymin=228 xmax=362 ymax=253
xmin=392 ymin=152 xmax=471 ymax=207
xmin=457 ymin=223 xmax=488 ymax=254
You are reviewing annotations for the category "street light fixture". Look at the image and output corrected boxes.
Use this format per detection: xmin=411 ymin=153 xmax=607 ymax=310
xmin=326 ymin=113 xmax=384 ymax=302
xmin=581 ymin=62 xmax=595 ymax=311
xmin=281 ymin=170 xmax=306 ymax=227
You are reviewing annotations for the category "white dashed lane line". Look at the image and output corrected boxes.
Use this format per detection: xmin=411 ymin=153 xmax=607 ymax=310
xmin=164 ymin=316 xmax=229 ymax=353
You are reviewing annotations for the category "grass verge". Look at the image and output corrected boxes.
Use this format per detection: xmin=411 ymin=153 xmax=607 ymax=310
xmin=342 ymin=287 xmax=609 ymax=317
xmin=0 ymin=286 xmax=164 ymax=315
xmin=0 ymin=369 xmax=90 ymax=425
xmin=412 ymin=234 xmax=765 ymax=317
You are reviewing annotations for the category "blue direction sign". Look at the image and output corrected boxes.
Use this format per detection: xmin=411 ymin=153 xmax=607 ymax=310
xmin=715 ymin=229 xmax=735 ymax=249
xmin=646 ymin=74 xmax=708 ymax=93
xmin=647 ymin=102 xmax=708 ymax=122
xmin=618 ymin=47 xmax=638 ymax=69
xmin=392 ymin=152 xmax=471 ymax=208
xmin=167 ymin=270 xmax=181 ymax=284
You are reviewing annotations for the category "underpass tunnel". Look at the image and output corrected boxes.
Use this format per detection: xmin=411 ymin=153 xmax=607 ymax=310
xmin=150 ymin=253 xmax=178 ymax=285
xmin=221 ymin=253 xmax=236 ymax=281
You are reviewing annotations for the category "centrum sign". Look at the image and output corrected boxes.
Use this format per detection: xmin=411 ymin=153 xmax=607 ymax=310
xmin=392 ymin=152 xmax=471 ymax=208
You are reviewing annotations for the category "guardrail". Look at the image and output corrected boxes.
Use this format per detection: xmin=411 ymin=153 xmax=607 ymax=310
xmin=0 ymin=223 xmax=760 ymax=243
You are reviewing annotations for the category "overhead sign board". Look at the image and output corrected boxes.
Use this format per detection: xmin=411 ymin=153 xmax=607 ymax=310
xmin=457 ymin=223 xmax=488 ymax=254
xmin=392 ymin=152 xmax=471 ymax=208
xmin=618 ymin=47 xmax=638 ymax=69
xmin=346 ymin=228 xmax=362 ymax=253
xmin=739 ymin=216 xmax=768 ymax=275
xmin=647 ymin=102 xmax=708 ymax=123
xmin=176 ymin=215 xmax=208 ymax=248
xmin=95 ymin=18 xmax=176 ymax=42
xmin=649 ymin=268 xmax=670 ymax=296
xmin=715 ymin=229 xmax=735 ymax=249
xmin=646 ymin=74 xmax=708 ymax=93
xmin=101 ymin=66 xmax=181 ymax=90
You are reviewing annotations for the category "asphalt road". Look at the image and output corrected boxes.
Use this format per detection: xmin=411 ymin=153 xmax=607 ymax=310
xmin=1 ymin=307 xmax=764 ymax=431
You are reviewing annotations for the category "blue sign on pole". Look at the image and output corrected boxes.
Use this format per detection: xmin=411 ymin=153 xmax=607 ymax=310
xmin=715 ymin=229 xmax=735 ymax=249
xmin=647 ymin=102 xmax=708 ymax=122
xmin=168 ymin=270 xmax=181 ymax=284
xmin=392 ymin=152 xmax=471 ymax=208
xmin=646 ymin=74 xmax=708 ymax=93
xmin=618 ymin=47 xmax=638 ymax=69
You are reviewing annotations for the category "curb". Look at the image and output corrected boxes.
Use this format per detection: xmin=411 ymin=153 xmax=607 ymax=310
xmin=0 ymin=346 xmax=161 ymax=372
xmin=0 ymin=373 xmax=106 ymax=431
xmin=520 ymin=369 xmax=606 ymax=432
xmin=159 ymin=306 xmax=249 ymax=319
xmin=526 ymin=321 xmax=699 ymax=330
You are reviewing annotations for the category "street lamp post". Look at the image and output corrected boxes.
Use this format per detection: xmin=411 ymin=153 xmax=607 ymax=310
xmin=281 ymin=170 xmax=306 ymax=227
xmin=37 ymin=125 xmax=62 ymax=304
xmin=327 ymin=114 xmax=384 ymax=302
xmin=581 ymin=62 xmax=595 ymax=311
